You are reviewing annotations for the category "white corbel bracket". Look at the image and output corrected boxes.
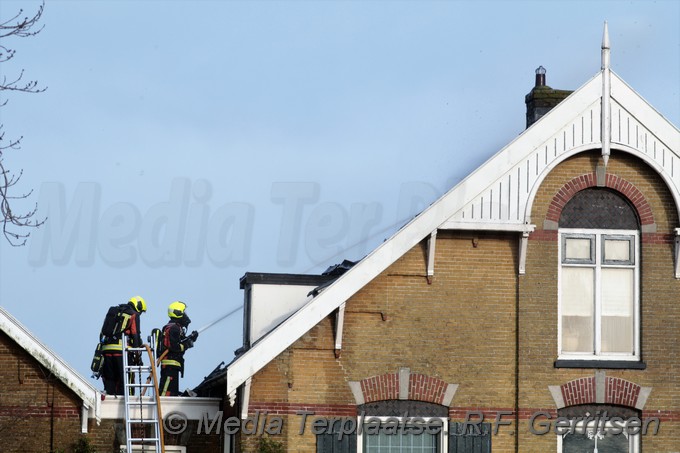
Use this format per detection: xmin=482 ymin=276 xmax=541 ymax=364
xmin=334 ymin=302 xmax=346 ymax=358
xmin=240 ymin=378 xmax=252 ymax=419
xmin=674 ymin=228 xmax=680 ymax=278
xmin=426 ymin=230 xmax=437 ymax=284
xmin=519 ymin=231 xmax=530 ymax=275
xmin=81 ymin=404 xmax=89 ymax=433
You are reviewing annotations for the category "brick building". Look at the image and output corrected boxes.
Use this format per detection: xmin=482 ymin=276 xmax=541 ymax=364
xmin=0 ymin=307 xmax=221 ymax=453
xmin=198 ymin=26 xmax=679 ymax=452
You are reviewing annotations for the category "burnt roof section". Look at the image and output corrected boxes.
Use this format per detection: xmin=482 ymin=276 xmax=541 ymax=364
xmin=309 ymin=260 xmax=358 ymax=297
xmin=322 ymin=259 xmax=357 ymax=276
xmin=239 ymin=272 xmax=335 ymax=289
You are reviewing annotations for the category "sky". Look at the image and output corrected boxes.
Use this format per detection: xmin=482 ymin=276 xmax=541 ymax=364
xmin=0 ymin=0 xmax=678 ymax=391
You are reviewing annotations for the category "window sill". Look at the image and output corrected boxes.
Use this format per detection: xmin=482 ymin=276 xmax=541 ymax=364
xmin=554 ymin=360 xmax=646 ymax=370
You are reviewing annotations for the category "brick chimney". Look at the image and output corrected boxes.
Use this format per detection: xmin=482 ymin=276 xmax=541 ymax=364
xmin=525 ymin=66 xmax=573 ymax=128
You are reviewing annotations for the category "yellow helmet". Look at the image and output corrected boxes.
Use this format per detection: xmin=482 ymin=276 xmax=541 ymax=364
xmin=129 ymin=296 xmax=147 ymax=313
xmin=168 ymin=301 xmax=187 ymax=319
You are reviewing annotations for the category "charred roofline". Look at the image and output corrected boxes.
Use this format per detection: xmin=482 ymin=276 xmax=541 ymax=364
xmin=239 ymin=272 xmax=335 ymax=289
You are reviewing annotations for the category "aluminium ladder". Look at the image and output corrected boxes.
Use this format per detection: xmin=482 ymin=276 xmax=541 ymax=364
xmin=122 ymin=334 xmax=166 ymax=453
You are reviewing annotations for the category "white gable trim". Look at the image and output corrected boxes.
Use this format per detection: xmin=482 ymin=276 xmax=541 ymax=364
xmin=226 ymin=69 xmax=680 ymax=396
xmin=446 ymin=72 xmax=602 ymax=227
xmin=611 ymin=73 xmax=679 ymax=150
xmin=0 ymin=306 xmax=101 ymax=425
xmin=521 ymin=72 xmax=680 ymax=224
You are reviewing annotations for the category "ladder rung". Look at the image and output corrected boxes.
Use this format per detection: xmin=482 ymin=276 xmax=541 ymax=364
xmin=128 ymin=437 xmax=161 ymax=442
xmin=127 ymin=419 xmax=160 ymax=423
xmin=124 ymin=401 xmax=158 ymax=405
xmin=124 ymin=383 xmax=155 ymax=388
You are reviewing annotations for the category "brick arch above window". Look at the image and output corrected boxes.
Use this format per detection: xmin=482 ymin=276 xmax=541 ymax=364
xmin=548 ymin=371 xmax=652 ymax=410
xmin=348 ymin=367 xmax=458 ymax=407
xmin=544 ymin=173 xmax=655 ymax=230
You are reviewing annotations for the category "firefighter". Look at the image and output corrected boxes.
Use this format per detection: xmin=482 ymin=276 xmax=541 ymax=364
xmin=99 ymin=296 xmax=147 ymax=396
xmin=159 ymin=301 xmax=198 ymax=396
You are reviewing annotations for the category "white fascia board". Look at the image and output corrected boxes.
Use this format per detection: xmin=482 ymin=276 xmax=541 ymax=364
xmin=611 ymin=72 xmax=680 ymax=153
xmin=99 ymin=396 xmax=221 ymax=420
xmin=0 ymin=307 xmax=99 ymax=409
xmin=438 ymin=221 xmax=535 ymax=232
xmin=225 ymin=72 xmax=606 ymax=395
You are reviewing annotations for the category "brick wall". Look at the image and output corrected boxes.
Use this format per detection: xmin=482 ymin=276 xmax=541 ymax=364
xmin=0 ymin=331 xmax=87 ymax=452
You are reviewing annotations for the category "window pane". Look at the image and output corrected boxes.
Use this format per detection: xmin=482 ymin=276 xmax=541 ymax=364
xmin=562 ymin=429 xmax=630 ymax=452
xmin=565 ymin=238 xmax=592 ymax=260
xmin=364 ymin=430 xmax=437 ymax=453
xmin=561 ymin=267 xmax=594 ymax=353
xmin=601 ymin=268 xmax=634 ymax=353
xmin=604 ymin=238 xmax=631 ymax=262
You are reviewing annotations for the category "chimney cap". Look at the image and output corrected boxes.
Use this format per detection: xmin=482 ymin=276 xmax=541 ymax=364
xmin=534 ymin=66 xmax=547 ymax=87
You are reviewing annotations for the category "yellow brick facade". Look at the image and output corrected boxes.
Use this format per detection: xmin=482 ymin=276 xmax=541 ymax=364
xmin=242 ymin=149 xmax=679 ymax=452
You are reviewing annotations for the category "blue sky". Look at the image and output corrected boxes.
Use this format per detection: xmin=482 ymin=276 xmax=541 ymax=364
xmin=0 ymin=0 xmax=678 ymax=390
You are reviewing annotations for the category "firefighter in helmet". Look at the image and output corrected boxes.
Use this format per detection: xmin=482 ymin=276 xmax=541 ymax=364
xmin=158 ymin=301 xmax=198 ymax=396
xmin=99 ymin=296 xmax=146 ymax=396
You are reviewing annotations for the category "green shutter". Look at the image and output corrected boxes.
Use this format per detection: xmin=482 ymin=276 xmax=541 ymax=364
xmin=449 ymin=422 xmax=491 ymax=453
xmin=316 ymin=429 xmax=356 ymax=453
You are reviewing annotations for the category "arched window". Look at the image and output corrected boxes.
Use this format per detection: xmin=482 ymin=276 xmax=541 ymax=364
xmin=558 ymin=188 xmax=640 ymax=360
xmin=557 ymin=404 xmax=643 ymax=453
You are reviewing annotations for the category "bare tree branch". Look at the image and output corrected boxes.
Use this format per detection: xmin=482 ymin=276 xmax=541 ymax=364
xmin=0 ymin=1 xmax=46 ymax=246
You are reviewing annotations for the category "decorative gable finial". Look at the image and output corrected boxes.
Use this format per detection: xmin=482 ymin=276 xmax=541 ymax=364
xmin=601 ymin=21 xmax=611 ymax=166
xmin=601 ymin=21 xmax=610 ymax=70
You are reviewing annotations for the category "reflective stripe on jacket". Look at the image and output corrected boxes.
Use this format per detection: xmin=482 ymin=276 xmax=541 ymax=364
xmin=160 ymin=359 xmax=182 ymax=367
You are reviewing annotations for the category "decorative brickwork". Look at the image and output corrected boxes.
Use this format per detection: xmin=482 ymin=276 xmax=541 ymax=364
xmin=605 ymin=376 xmax=642 ymax=407
xmin=560 ymin=376 xmax=596 ymax=406
xmin=360 ymin=373 xmax=399 ymax=403
xmin=408 ymin=373 xmax=449 ymax=405
xmin=356 ymin=371 xmax=454 ymax=405
xmin=545 ymin=172 xmax=654 ymax=226
xmin=557 ymin=375 xmax=644 ymax=409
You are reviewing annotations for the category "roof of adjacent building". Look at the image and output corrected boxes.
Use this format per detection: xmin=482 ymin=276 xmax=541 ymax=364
xmin=0 ymin=306 xmax=101 ymax=419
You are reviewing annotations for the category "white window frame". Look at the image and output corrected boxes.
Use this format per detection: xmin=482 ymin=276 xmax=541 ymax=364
xmin=120 ymin=446 xmax=186 ymax=453
xmin=558 ymin=228 xmax=640 ymax=360
xmin=357 ymin=416 xmax=448 ymax=453
xmin=556 ymin=419 xmax=640 ymax=452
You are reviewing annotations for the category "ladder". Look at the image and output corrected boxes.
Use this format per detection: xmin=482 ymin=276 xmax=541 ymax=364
xmin=122 ymin=334 xmax=166 ymax=453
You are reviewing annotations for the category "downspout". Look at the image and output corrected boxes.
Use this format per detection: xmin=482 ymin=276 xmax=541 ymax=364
xmin=515 ymin=255 xmax=520 ymax=452
xmin=49 ymin=382 xmax=55 ymax=453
